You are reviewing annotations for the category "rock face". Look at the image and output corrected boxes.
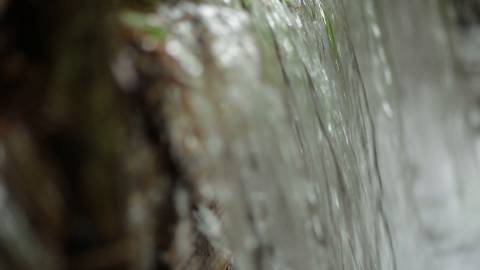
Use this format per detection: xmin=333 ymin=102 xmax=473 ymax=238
xmin=0 ymin=0 xmax=480 ymax=270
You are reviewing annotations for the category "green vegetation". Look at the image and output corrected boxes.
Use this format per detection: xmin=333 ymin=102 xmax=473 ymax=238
xmin=121 ymin=11 xmax=166 ymax=41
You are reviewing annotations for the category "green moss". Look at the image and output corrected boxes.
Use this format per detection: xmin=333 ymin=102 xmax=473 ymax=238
xmin=325 ymin=15 xmax=337 ymax=54
xmin=121 ymin=11 xmax=166 ymax=41
xmin=121 ymin=11 xmax=147 ymax=28
xmin=324 ymin=14 xmax=341 ymax=70
xmin=241 ymin=0 xmax=252 ymax=11
xmin=278 ymin=0 xmax=295 ymax=9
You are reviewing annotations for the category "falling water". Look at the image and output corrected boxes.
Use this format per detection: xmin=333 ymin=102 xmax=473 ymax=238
xmin=138 ymin=0 xmax=480 ymax=269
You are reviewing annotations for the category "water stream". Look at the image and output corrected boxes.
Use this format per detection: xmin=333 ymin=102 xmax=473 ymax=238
xmin=114 ymin=0 xmax=480 ymax=269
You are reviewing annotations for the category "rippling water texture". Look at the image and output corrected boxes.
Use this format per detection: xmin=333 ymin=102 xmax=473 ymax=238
xmin=146 ymin=0 xmax=480 ymax=269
